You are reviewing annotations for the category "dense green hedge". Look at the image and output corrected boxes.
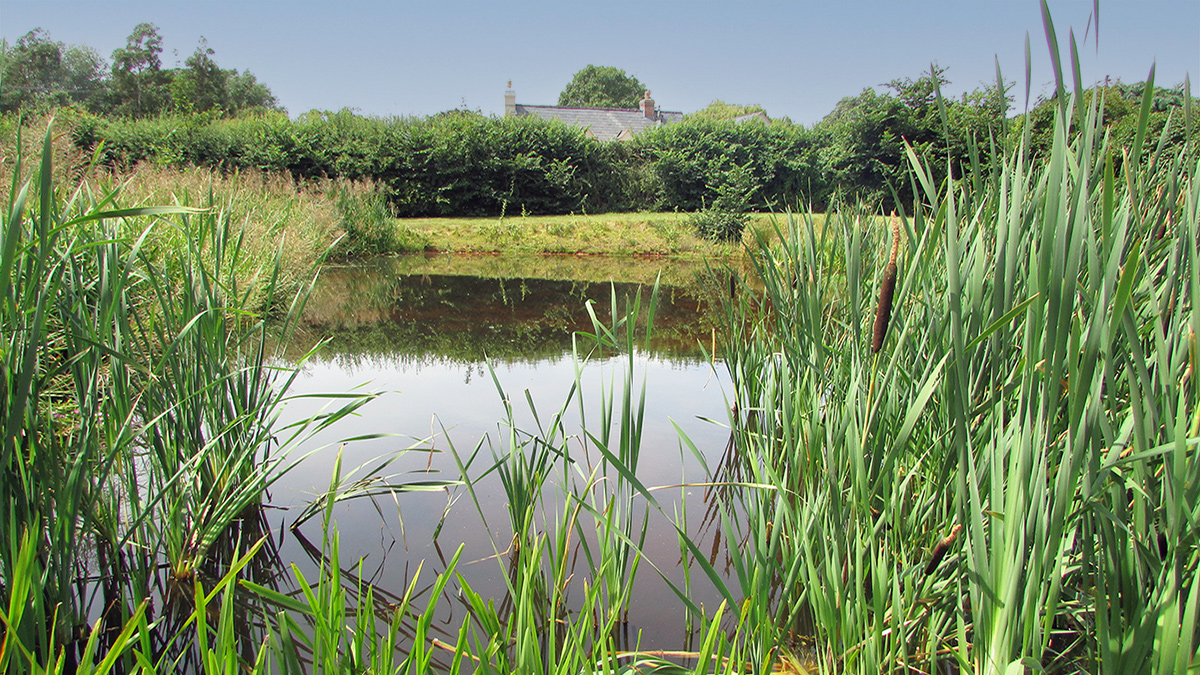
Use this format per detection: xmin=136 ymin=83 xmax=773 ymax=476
xmin=631 ymin=118 xmax=825 ymax=211
xmin=71 ymin=110 xmax=645 ymax=216
xmin=60 ymin=75 xmax=1194 ymax=217
xmin=70 ymin=110 xmax=830 ymax=215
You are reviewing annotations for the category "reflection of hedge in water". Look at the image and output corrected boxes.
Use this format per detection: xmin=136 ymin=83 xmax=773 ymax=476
xmin=380 ymin=252 xmax=731 ymax=289
xmin=290 ymin=272 xmax=718 ymax=367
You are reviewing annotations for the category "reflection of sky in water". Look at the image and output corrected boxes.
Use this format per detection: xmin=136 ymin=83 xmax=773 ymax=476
xmin=272 ymin=348 xmax=734 ymax=652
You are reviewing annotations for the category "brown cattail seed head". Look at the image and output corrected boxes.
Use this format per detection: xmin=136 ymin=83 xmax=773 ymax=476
xmin=924 ymin=523 xmax=964 ymax=576
xmin=1155 ymin=211 xmax=1172 ymax=242
xmin=871 ymin=216 xmax=902 ymax=353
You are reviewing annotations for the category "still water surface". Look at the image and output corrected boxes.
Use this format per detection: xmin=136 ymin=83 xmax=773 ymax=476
xmin=272 ymin=254 xmax=736 ymax=653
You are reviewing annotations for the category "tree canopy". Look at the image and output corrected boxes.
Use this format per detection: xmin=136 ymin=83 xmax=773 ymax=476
xmin=557 ymin=65 xmax=645 ymax=109
xmin=687 ymin=100 xmax=768 ymax=121
xmin=0 ymin=29 xmax=106 ymax=112
xmin=109 ymin=23 xmax=170 ymax=117
xmin=813 ymin=66 xmax=1012 ymax=208
xmin=0 ymin=24 xmax=281 ymax=117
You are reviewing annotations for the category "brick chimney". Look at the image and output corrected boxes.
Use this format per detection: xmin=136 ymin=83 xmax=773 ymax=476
xmin=640 ymin=90 xmax=655 ymax=118
xmin=505 ymin=81 xmax=516 ymax=116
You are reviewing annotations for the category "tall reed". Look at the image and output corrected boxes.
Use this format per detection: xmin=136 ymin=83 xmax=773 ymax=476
xmin=0 ymin=119 xmax=376 ymax=671
xmin=713 ymin=6 xmax=1200 ymax=672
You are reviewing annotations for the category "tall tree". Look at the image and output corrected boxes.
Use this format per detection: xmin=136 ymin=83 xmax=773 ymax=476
xmin=225 ymin=70 xmax=281 ymax=113
xmin=171 ymin=37 xmax=228 ymax=113
xmin=110 ymin=23 xmax=170 ymax=117
xmin=0 ymin=29 xmax=105 ymax=112
xmin=557 ymin=65 xmax=645 ymax=109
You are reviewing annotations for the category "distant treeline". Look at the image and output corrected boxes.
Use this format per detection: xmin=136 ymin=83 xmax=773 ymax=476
xmin=1 ymin=24 xmax=280 ymax=118
xmin=8 ymin=31 xmax=1195 ymax=214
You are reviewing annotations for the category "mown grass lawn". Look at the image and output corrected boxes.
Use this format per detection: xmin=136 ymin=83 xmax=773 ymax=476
xmin=395 ymin=211 xmax=813 ymax=257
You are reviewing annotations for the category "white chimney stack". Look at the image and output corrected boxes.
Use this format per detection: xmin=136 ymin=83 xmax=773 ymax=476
xmin=505 ymin=81 xmax=516 ymax=116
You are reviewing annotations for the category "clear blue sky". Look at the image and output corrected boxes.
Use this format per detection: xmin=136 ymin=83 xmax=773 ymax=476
xmin=2 ymin=1 xmax=1197 ymax=125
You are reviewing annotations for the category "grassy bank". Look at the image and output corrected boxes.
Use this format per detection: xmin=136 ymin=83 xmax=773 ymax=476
xmin=394 ymin=211 xmax=793 ymax=256
xmin=1 ymin=118 xmax=420 ymax=308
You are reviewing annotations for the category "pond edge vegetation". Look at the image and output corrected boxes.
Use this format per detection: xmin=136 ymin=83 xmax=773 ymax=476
xmin=1 ymin=6 xmax=1199 ymax=675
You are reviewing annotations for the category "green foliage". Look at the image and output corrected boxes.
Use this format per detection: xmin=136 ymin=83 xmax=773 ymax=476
xmin=225 ymin=69 xmax=279 ymax=113
xmin=330 ymin=180 xmax=425 ymax=257
xmin=634 ymin=116 xmax=822 ymax=210
xmin=813 ymin=65 xmax=1011 ymax=209
xmin=108 ymin=22 xmax=172 ymax=117
xmin=1 ymin=25 xmax=281 ymax=119
xmin=171 ymin=38 xmax=228 ymax=113
xmin=57 ymin=61 xmax=1197 ymax=224
xmin=714 ymin=21 xmax=1200 ymax=671
xmin=813 ymin=87 xmax=912 ymax=208
xmin=72 ymin=110 xmax=638 ymax=216
xmin=0 ymin=29 xmax=107 ymax=113
xmin=688 ymin=162 xmax=758 ymax=242
xmin=1013 ymin=79 xmax=1200 ymax=168
xmin=557 ymin=64 xmax=646 ymax=109
xmin=0 ymin=119 xmax=377 ymax=669
xmin=687 ymin=99 xmax=768 ymax=121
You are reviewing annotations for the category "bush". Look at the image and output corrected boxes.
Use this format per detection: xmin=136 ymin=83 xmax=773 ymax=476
xmin=634 ymin=117 xmax=824 ymax=211
xmin=688 ymin=162 xmax=758 ymax=242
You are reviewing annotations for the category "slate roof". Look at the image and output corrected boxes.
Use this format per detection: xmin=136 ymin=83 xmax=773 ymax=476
xmin=513 ymin=104 xmax=684 ymax=142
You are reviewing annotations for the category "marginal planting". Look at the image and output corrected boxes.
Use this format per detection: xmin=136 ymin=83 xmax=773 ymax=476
xmin=0 ymin=119 xmax=376 ymax=671
xmin=712 ymin=24 xmax=1200 ymax=674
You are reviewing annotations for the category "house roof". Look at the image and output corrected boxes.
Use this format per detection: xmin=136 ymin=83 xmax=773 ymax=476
xmin=513 ymin=104 xmax=684 ymax=142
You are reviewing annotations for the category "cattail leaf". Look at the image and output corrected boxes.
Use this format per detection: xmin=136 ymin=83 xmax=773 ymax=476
xmin=905 ymin=143 xmax=937 ymax=205
xmin=1130 ymin=63 xmax=1157 ymax=171
xmin=966 ymin=293 xmax=1041 ymax=351
xmin=1069 ymin=29 xmax=1086 ymax=133
xmin=893 ymin=353 xmax=949 ymax=452
xmin=1025 ymin=32 xmax=1033 ymax=112
xmin=1184 ymin=74 xmax=1192 ymax=148
xmin=1041 ymin=0 xmax=1066 ymax=119
xmin=1109 ymin=238 xmax=1143 ymax=338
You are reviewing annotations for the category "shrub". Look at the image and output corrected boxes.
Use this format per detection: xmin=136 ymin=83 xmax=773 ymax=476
xmin=688 ymin=162 xmax=758 ymax=242
xmin=634 ymin=117 xmax=825 ymax=211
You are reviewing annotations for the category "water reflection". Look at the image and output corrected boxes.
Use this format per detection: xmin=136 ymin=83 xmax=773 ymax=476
xmin=285 ymin=255 xmax=726 ymax=368
xmin=271 ymin=254 xmax=737 ymax=659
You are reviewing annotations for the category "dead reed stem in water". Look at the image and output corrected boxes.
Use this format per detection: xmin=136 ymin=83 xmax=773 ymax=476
xmin=871 ymin=215 xmax=901 ymax=353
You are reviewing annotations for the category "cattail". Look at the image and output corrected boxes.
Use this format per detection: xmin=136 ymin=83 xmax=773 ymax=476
xmin=1154 ymin=210 xmax=1171 ymax=242
xmin=924 ymin=523 xmax=963 ymax=576
xmin=871 ymin=215 xmax=902 ymax=353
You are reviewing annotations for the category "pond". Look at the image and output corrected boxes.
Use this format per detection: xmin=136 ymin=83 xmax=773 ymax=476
xmin=268 ymin=254 xmax=741 ymax=657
